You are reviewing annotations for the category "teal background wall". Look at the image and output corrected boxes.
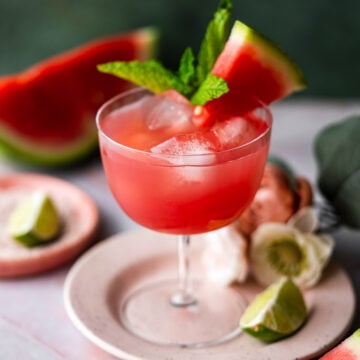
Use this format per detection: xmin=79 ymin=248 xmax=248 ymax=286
xmin=1 ymin=0 xmax=359 ymax=97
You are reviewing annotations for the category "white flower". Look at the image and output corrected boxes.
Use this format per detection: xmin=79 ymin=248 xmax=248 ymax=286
xmin=197 ymin=224 xmax=249 ymax=286
xmin=250 ymin=219 xmax=334 ymax=289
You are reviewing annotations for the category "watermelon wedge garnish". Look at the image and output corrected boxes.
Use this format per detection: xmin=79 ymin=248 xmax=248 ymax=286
xmin=0 ymin=27 xmax=157 ymax=166
xmin=320 ymin=329 xmax=360 ymax=359
xmin=193 ymin=20 xmax=306 ymax=126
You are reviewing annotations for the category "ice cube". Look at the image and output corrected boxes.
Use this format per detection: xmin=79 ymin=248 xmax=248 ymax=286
xmin=150 ymin=132 xmax=218 ymax=166
xmin=211 ymin=116 xmax=258 ymax=150
xmin=151 ymin=132 xmax=218 ymax=155
xmin=143 ymin=93 xmax=193 ymax=131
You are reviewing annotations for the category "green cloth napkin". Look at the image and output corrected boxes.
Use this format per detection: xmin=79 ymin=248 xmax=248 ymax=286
xmin=314 ymin=116 xmax=360 ymax=229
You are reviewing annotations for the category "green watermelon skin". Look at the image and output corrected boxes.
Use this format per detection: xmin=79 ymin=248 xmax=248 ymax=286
xmin=200 ymin=20 xmax=305 ymax=123
xmin=0 ymin=28 xmax=157 ymax=166
xmin=320 ymin=329 xmax=360 ymax=359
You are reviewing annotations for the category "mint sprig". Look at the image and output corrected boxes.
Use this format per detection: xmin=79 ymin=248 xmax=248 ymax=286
xmin=177 ymin=47 xmax=196 ymax=91
xmin=98 ymin=0 xmax=233 ymax=106
xmin=196 ymin=0 xmax=232 ymax=85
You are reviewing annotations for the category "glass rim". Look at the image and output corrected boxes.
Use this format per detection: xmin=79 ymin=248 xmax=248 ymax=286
xmin=96 ymin=87 xmax=273 ymax=161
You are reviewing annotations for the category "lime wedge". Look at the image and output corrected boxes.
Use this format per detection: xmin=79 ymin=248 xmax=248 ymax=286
xmin=7 ymin=191 xmax=60 ymax=247
xmin=240 ymin=277 xmax=307 ymax=342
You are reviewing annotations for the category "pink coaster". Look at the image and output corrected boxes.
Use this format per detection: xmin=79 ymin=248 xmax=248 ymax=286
xmin=0 ymin=173 xmax=99 ymax=277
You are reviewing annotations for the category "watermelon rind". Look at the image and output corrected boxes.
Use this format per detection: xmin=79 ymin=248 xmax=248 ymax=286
xmin=320 ymin=329 xmax=360 ymax=359
xmin=0 ymin=121 xmax=98 ymax=167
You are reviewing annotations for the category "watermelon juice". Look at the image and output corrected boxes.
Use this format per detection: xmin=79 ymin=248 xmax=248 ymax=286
xmin=97 ymin=88 xmax=272 ymax=235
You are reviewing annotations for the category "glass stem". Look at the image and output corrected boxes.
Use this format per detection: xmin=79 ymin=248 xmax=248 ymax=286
xmin=171 ymin=235 xmax=197 ymax=307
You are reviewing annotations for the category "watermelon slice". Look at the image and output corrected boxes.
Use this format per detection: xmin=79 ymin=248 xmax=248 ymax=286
xmin=320 ymin=329 xmax=360 ymax=359
xmin=194 ymin=20 xmax=306 ymax=126
xmin=0 ymin=28 xmax=157 ymax=166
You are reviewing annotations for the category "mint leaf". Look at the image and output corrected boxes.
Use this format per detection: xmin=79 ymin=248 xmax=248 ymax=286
xmin=191 ymin=73 xmax=229 ymax=105
xmin=177 ymin=47 xmax=196 ymax=95
xmin=196 ymin=0 xmax=232 ymax=84
xmin=97 ymin=60 xmax=183 ymax=94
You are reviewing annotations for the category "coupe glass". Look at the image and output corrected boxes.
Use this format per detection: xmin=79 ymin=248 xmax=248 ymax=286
xmin=96 ymin=87 xmax=272 ymax=348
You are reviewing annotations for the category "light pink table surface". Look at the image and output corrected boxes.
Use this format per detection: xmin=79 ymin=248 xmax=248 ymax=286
xmin=0 ymin=99 xmax=359 ymax=360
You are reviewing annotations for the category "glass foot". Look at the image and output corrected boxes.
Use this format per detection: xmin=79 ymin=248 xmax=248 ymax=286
xmin=120 ymin=279 xmax=246 ymax=348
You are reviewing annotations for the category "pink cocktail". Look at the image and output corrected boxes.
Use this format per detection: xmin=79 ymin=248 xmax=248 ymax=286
xmin=96 ymin=87 xmax=272 ymax=347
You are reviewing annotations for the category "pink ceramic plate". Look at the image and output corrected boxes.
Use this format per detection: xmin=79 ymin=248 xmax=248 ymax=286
xmin=64 ymin=229 xmax=356 ymax=360
xmin=0 ymin=173 xmax=99 ymax=277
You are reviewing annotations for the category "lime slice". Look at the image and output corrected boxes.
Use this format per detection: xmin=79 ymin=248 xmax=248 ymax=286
xmin=240 ymin=277 xmax=307 ymax=342
xmin=7 ymin=191 xmax=60 ymax=247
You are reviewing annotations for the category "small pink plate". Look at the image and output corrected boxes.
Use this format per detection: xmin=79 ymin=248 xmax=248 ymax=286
xmin=0 ymin=173 xmax=99 ymax=277
xmin=64 ymin=229 xmax=356 ymax=360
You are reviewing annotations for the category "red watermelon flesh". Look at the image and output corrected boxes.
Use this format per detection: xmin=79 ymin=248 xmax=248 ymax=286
xmin=194 ymin=21 xmax=305 ymax=126
xmin=0 ymin=28 xmax=157 ymax=165
xmin=320 ymin=329 xmax=360 ymax=359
